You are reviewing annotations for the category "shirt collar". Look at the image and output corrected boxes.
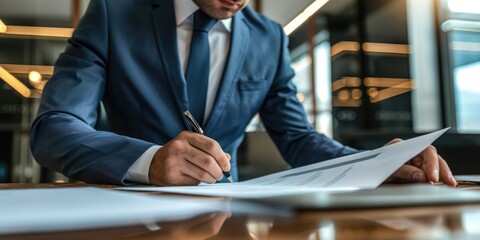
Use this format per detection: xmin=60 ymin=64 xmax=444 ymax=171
xmin=174 ymin=0 xmax=232 ymax=32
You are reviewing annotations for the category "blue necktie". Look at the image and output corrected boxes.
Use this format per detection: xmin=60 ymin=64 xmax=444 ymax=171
xmin=185 ymin=10 xmax=218 ymax=125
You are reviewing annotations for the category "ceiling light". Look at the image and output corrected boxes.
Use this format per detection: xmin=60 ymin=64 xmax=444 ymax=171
xmin=29 ymin=71 xmax=43 ymax=83
xmin=2 ymin=26 xmax=73 ymax=38
xmin=283 ymin=0 xmax=330 ymax=36
xmin=0 ymin=19 xmax=7 ymax=33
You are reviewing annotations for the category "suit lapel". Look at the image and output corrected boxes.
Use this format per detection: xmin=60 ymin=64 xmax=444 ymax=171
xmin=204 ymin=11 xmax=250 ymax=133
xmin=151 ymin=0 xmax=189 ymax=120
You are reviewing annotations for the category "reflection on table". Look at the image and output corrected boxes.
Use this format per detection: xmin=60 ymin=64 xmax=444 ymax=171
xmin=1 ymin=183 xmax=480 ymax=240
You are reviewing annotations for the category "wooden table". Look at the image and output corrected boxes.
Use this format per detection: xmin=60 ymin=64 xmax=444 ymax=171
xmin=1 ymin=183 xmax=480 ymax=240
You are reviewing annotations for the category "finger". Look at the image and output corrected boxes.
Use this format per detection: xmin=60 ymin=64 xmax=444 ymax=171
xmin=391 ymin=164 xmax=427 ymax=183
xmin=149 ymin=147 xmax=198 ymax=186
xmin=174 ymin=174 xmax=200 ymax=186
xmin=187 ymin=134 xmax=230 ymax=172
xmin=385 ymin=138 xmax=403 ymax=146
xmin=181 ymin=159 xmax=218 ymax=184
xmin=438 ymin=156 xmax=457 ymax=187
xmin=152 ymin=168 xmax=200 ymax=186
xmin=184 ymin=146 xmax=224 ymax=181
xmin=410 ymin=155 xmax=424 ymax=168
xmin=421 ymin=146 xmax=440 ymax=182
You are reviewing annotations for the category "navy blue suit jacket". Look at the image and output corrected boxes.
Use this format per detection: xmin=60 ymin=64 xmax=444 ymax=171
xmin=30 ymin=0 xmax=357 ymax=185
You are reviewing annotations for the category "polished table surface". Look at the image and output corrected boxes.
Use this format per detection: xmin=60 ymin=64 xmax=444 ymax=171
xmin=1 ymin=183 xmax=480 ymax=240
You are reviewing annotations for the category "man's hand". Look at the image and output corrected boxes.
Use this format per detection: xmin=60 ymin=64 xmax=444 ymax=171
xmin=384 ymin=139 xmax=457 ymax=187
xmin=148 ymin=131 xmax=231 ymax=186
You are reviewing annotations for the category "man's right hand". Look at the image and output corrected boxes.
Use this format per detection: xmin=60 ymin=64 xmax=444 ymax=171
xmin=148 ymin=131 xmax=231 ymax=186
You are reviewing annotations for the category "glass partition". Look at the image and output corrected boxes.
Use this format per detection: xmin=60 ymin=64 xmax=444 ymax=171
xmin=440 ymin=0 xmax=480 ymax=132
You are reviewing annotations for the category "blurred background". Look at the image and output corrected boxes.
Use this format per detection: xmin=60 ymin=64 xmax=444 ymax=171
xmin=0 ymin=0 xmax=479 ymax=183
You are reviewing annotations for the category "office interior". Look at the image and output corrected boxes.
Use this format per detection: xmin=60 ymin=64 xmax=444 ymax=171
xmin=0 ymin=0 xmax=479 ymax=183
xmin=2 ymin=0 xmax=480 ymax=239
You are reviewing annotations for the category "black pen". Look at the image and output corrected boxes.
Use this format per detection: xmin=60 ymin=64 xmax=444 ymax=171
xmin=183 ymin=110 xmax=233 ymax=183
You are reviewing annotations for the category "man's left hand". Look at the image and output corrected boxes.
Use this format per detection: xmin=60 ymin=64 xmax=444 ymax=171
xmin=384 ymin=139 xmax=457 ymax=187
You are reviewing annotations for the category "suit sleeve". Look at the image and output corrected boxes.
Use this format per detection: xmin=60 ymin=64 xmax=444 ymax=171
xmin=30 ymin=0 xmax=154 ymax=185
xmin=259 ymin=25 xmax=358 ymax=168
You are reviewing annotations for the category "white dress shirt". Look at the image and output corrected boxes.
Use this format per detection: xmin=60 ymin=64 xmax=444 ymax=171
xmin=125 ymin=0 xmax=232 ymax=183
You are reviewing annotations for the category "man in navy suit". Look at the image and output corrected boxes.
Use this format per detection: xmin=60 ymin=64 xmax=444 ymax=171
xmin=30 ymin=0 xmax=456 ymax=187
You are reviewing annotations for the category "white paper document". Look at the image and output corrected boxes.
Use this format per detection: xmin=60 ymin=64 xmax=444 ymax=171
xmin=0 ymin=187 xmax=226 ymax=235
xmin=121 ymin=128 xmax=449 ymax=198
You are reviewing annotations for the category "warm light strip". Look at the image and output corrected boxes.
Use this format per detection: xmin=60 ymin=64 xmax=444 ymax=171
xmin=331 ymin=41 xmax=361 ymax=57
xmin=0 ymin=64 xmax=54 ymax=75
xmin=283 ymin=0 xmax=330 ymax=35
xmin=0 ymin=19 xmax=7 ymax=33
xmin=370 ymin=82 xmax=413 ymax=103
xmin=451 ymin=41 xmax=480 ymax=52
xmin=363 ymin=43 xmax=410 ymax=55
xmin=0 ymin=66 xmax=32 ymax=98
xmin=332 ymin=77 xmax=361 ymax=92
xmin=1 ymin=25 xmax=73 ymax=38
xmin=331 ymin=42 xmax=409 ymax=56
xmin=390 ymin=81 xmax=412 ymax=89
xmin=364 ymin=77 xmax=411 ymax=88
xmin=333 ymin=99 xmax=362 ymax=107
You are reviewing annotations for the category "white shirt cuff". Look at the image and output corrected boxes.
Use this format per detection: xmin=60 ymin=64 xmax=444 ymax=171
xmin=125 ymin=145 xmax=162 ymax=184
